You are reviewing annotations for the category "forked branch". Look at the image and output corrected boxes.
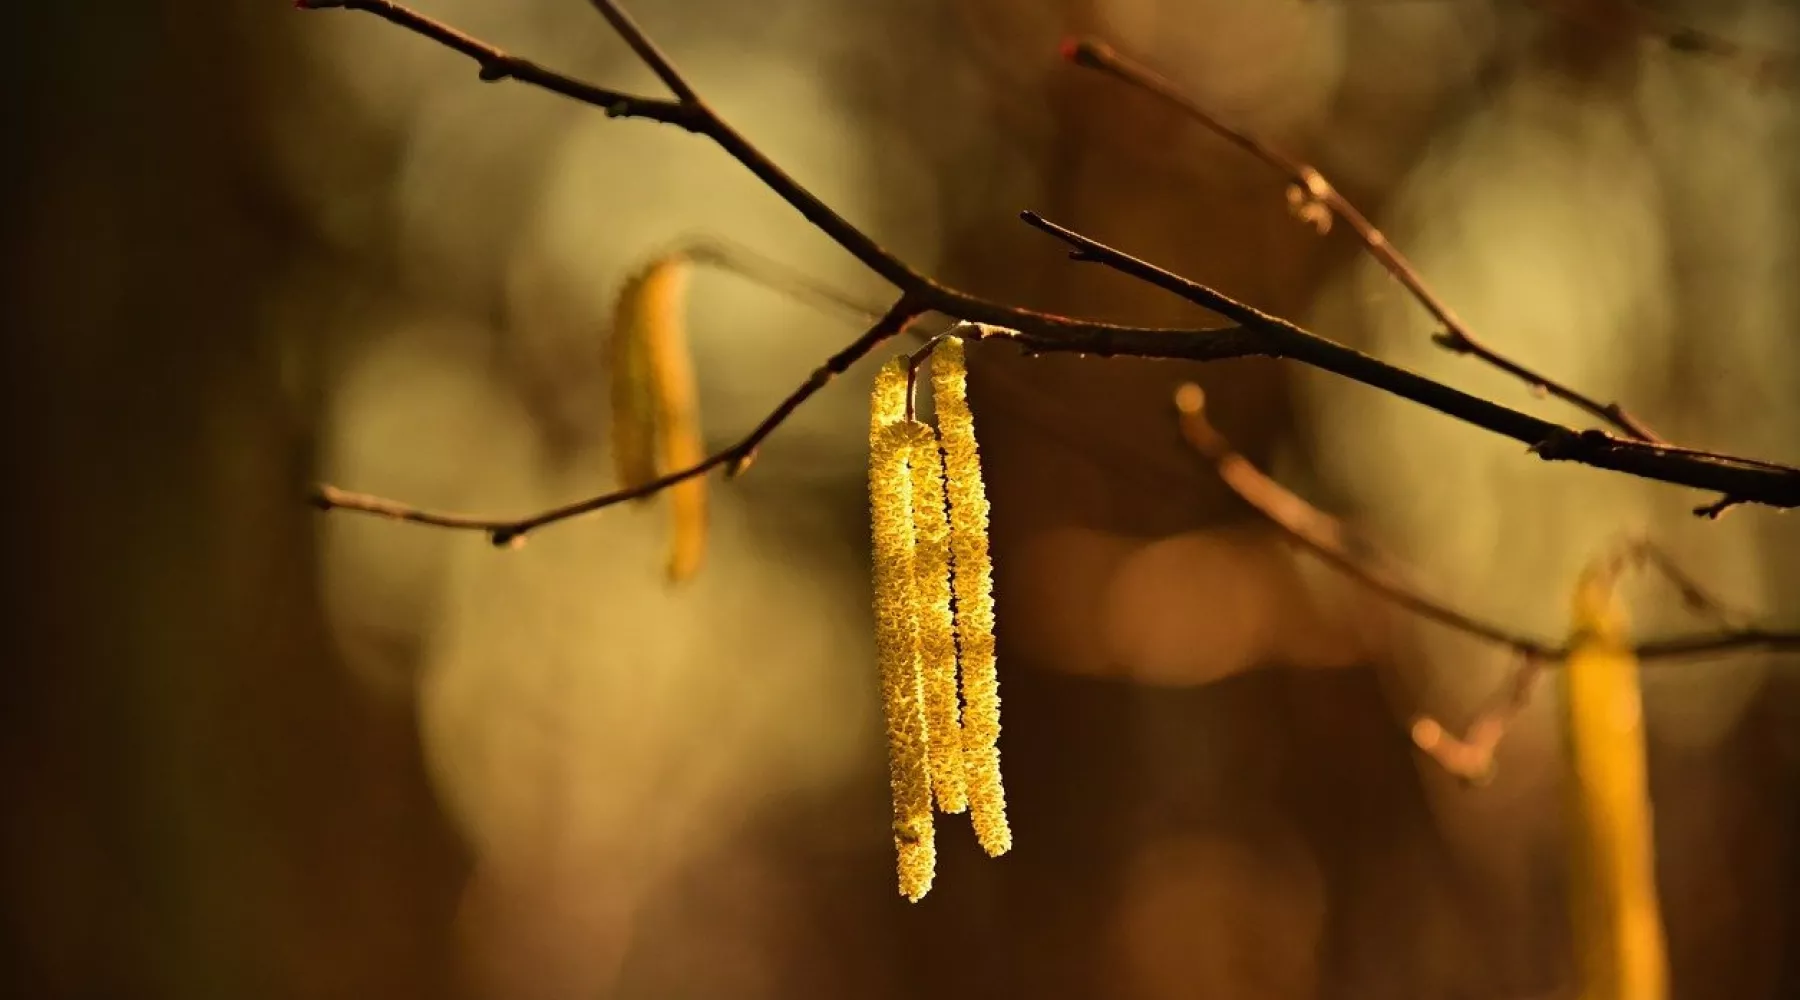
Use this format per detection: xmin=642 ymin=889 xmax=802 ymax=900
xmin=1026 ymin=214 xmax=1800 ymax=504
xmin=300 ymin=0 xmax=1800 ymax=544
xmin=1065 ymin=38 xmax=1663 ymax=444
xmin=1171 ymin=383 xmax=1800 ymax=780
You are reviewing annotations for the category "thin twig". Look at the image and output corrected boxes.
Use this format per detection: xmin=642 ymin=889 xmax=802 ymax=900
xmin=315 ymin=298 xmax=924 ymax=544
xmin=1176 ymin=382 xmax=1555 ymax=659
xmin=677 ymin=235 xmax=888 ymax=325
xmin=1063 ymin=37 xmax=1665 ymax=445
xmin=1172 ymin=382 xmax=1800 ymax=664
xmin=1616 ymin=538 xmax=1756 ymax=631
xmin=1409 ymin=652 xmax=1548 ymax=784
xmin=901 ymin=328 xmax=972 ymax=421
xmin=1311 ymin=0 xmax=1797 ymax=89
xmin=1171 ymin=383 xmax=1800 ymax=780
xmin=294 ymin=0 xmax=698 ymax=127
xmin=1525 ymin=0 xmax=1797 ymax=89
xmin=300 ymin=0 xmax=1800 ymax=543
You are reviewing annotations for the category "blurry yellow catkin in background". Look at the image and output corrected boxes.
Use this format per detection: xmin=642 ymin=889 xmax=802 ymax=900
xmin=933 ymin=338 xmax=1010 ymax=858
xmin=869 ymin=359 xmax=935 ymax=901
xmin=1561 ymin=559 xmax=1667 ymax=1000
xmin=609 ymin=254 xmax=707 ymax=582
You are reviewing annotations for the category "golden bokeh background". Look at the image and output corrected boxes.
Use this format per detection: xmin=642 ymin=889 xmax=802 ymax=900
xmin=5 ymin=0 xmax=1799 ymax=997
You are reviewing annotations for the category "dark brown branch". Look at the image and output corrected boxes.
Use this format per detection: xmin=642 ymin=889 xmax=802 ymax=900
xmin=1063 ymin=37 xmax=1665 ymax=445
xmin=295 ymin=0 xmax=698 ymax=127
xmin=1173 ymin=382 xmax=1557 ymax=658
xmin=319 ymin=2 xmax=1226 ymax=343
xmin=579 ymin=0 xmax=697 ymax=102
xmin=1025 ymin=212 xmax=1800 ymax=508
xmin=1171 ymin=383 xmax=1800 ymax=780
xmin=300 ymin=0 xmax=1800 ymax=543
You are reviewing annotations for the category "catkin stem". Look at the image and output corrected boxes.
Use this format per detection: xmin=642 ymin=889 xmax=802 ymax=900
xmin=932 ymin=338 xmax=1012 ymax=858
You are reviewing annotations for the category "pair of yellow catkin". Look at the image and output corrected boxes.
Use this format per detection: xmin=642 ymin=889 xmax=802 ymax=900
xmin=868 ymin=338 xmax=1010 ymax=902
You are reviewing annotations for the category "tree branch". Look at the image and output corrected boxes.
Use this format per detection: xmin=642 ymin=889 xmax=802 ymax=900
xmin=299 ymin=0 xmax=1800 ymax=544
xmin=295 ymin=0 xmax=698 ymax=127
xmin=676 ymin=235 xmax=888 ymax=325
xmin=1174 ymin=383 xmax=1558 ymax=658
xmin=1171 ymin=382 xmax=1800 ymax=781
xmin=1529 ymin=0 xmax=1797 ymax=89
xmin=1063 ymin=37 xmax=1665 ymax=445
xmin=315 ymin=298 xmax=924 ymax=544
xmin=1025 ymin=212 xmax=1800 ymax=508
xmin=1310 ymin=0 xmax=1797 ymax=90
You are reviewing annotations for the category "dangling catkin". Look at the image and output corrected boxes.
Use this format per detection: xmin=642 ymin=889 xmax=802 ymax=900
xmin=932 ymin=337 xmax=1011 ymax=857
xmin=907 ymin=418 xmax=969 ymax=815
xmin=1562 ymin=560 xmax=1666 ymax=1000
xmin=869 ymin=359 xmax=935 ymax=900
xmin=609 ymin=253 xmax=707 ymax=582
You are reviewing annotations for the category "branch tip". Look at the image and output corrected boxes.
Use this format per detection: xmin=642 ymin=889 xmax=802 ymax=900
xmin=1429 ymin=330 xmax=1458 ymax=350
xmin=1059 ymin=37 xmax=1109 ymax=69
xmin=1409 ymin=715 xmax=1498 ymax=784
xmin=1409 ymin=717 xmax=1444 ymax=750
xmin=1173 ymin=382 xmax=1205 ymax=415
xmin=1693 ymin=496 xmax=1741 ymax=519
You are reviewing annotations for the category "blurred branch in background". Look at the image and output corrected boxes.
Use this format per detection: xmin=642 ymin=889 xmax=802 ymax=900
xmin=1171 ymin=381 xmax=1800 ymax=782
xmin=12 ymin=0 xmax=1800 ymax=996
xmin=1066 ymin=36 xmax=1666 ymax=444
xmin=303 ymin=0 xmax=1800 ymax=548
xmin=1527 ymin=0 xmax=1798 ymax=87
xmin=1316 ymin=0 xmax=1798 ymax=86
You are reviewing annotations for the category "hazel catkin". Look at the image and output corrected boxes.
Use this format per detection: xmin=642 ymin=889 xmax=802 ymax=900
xmin=1562 ymin=561 xmax=1665 ymax=1000
xmin=931 ymin=337 xmax=1011 ymax=858
xmin=907 ymin=419 xmax=969 ymax=815
xmin=869 ymin=359 xmax=935 ymax=900
xmin=609 ymin=253 xmax=707 ymax=582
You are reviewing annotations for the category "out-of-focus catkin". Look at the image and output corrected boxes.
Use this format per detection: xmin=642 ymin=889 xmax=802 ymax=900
xmin=932 ymin=338 xmax=1011 ymax=858
xmin=907 ymin=419 xmax=968 ymax=815
xmin=869 ymin=359 xmax=935 ymax=900
xmin=1562 ymin=560 xmax=1666 ymax=1000
xmin=609 ymin=253 xmax=707 ymax=582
